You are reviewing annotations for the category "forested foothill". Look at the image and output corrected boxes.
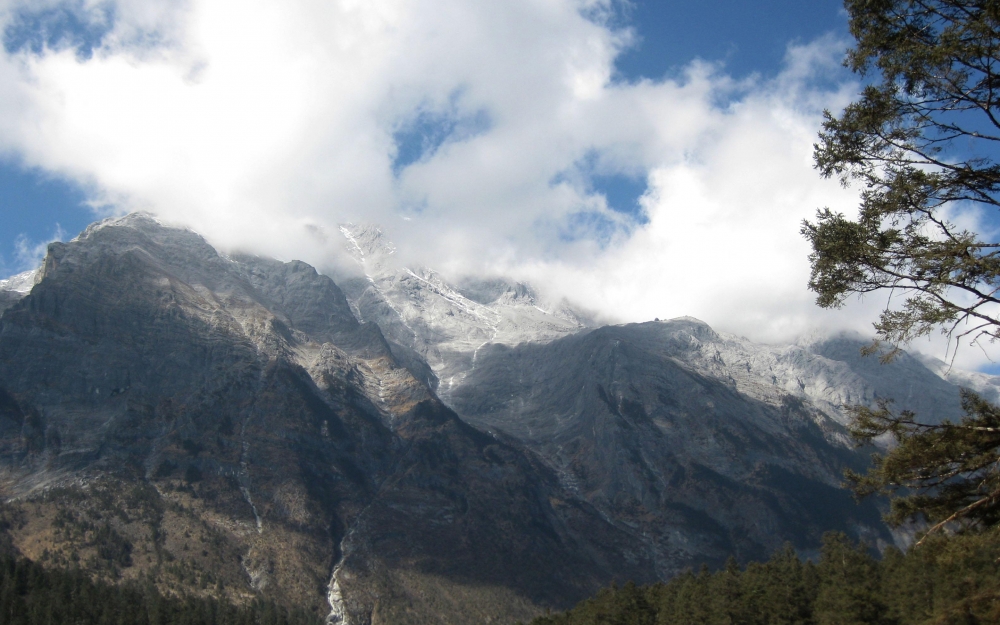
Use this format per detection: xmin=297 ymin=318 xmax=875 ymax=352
xmin=0 ymin=551 xmax=321 ymax=625
xmin=527 ymin=530 xmax=1000 ymax=625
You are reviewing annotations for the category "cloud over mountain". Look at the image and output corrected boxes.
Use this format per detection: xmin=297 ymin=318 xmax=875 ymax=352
xmin=0 ymin=0 xmax=977 ymax=364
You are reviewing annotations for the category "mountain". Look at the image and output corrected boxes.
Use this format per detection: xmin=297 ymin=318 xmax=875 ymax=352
xmin=446 ymin=320 xmax=890 ymax=571
xmin=0 ymin=214 xmax=653 ymax=625
xmin=446 ymin=317 xmax=997 ymax=570
xmin=329 ymin=224 xmax=982 ymax=432
xmin=0 ymin=213 xmax=992 ymax=624
xmin=0 ymin=269 xmax=37 ymax=315
xmin=330 ymin=225 xmax=993 ymax=565
xmin=334 ymin=224 xmax=590 ymax=399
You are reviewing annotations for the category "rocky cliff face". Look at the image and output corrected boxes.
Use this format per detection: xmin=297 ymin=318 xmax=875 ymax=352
xmin=446 ymin=321 xmax=890 ymax=571
xmin=0 ymin=214 xmax=991 ymax=624
xmin=444 ymin=317 xmax=1000 ymax=569
xmin=0 ymin=214 xmax=652 ymax=625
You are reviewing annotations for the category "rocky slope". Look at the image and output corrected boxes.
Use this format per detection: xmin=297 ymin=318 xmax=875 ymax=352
xmin=0 ymin=214 xmax=652 ymax=625
xmin=623 ymin=319 xmax=985 ymax=431
xmin=446 ymin=321 xmax=889 ymax=570
xmin=444 ymin=317 xmax=999 ymax=568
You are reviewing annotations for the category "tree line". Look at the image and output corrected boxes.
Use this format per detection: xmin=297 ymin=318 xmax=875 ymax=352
xmin=0 ymin=552 xmax=322 ymax=625
xmin=527 ymin=529 xmax=1000 ymax=625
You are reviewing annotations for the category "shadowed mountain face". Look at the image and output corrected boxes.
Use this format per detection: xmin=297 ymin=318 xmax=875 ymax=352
xmin=447 ymin=321 xmax=894 ymax=571
xmin=0 ymin=214 xmax=988 ymax=624
xmin=0 ymin=214 xmax=653 ymax=625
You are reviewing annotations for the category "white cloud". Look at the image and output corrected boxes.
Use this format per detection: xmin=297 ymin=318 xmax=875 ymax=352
xmin=0 ymin=0 xmax=989 ymax=368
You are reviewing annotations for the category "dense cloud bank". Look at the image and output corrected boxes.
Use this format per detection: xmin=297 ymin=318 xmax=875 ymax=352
xmin=0 ymin=0 xmax=991 ymax=367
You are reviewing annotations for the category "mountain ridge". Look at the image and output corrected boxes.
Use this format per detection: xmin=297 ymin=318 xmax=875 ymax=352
xmin=333 ymin=223 xmax=592 ymax=399
xmin=0 ymin=213 xmax=993 ymax=624
xmin=0 ymin=213 xmax=654 ymax=624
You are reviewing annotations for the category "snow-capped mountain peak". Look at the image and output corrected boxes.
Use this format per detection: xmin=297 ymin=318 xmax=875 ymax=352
xmin=334 ymin=224 xmax=591 ymax=394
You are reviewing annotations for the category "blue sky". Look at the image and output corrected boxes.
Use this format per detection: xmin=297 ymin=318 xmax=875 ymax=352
xmin=0 ymin=0 xmax=849 ymax=276
xmin=0 ymin=162 xmax=89 ymax=275
xmin=614 ymin=0 xmax=847 ymax=82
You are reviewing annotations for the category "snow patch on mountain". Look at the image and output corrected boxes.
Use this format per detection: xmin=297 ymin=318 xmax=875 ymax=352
xmin=330 ymin=224 xmax=1000 ymax=425
xmin=0 ymin=269 xmax=39 ymax=294
xmin=334 ymin=224 xmax=591 ymax=396
xmin=0 ymin=267 xmax=40 ymax=314
xmin=645 ymin=318 xmax=983 ymax=429
xmin=912 ymin=352 xmax=1000 ymax=404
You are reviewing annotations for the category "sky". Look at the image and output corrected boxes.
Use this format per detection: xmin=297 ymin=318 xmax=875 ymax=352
xmin=0 ymin=0 xmax=993 ymax=370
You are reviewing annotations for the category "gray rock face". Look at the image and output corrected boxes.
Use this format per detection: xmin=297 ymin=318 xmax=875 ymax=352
xmin=445 ymin=317 xmax=1000 ymax=571
xmin=0 ymin=214 xmax=654 ymax=625
xmin=447 ymin=321 xmax=893 ymax=572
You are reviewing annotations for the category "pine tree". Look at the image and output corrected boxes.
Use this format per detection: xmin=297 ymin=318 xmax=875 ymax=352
xmin=802 ymin=0 xmax=1000 ymax=538
xmin=814 ymin=533 xmax=889 ymax=625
